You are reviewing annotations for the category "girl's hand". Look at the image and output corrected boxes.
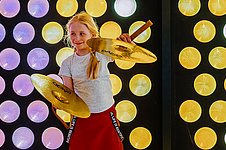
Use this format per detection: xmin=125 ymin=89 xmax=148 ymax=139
xmin=117 ymin=33 xmax=132 ymax=43
xmin=117 ymin=33 xmax=136 ymax=45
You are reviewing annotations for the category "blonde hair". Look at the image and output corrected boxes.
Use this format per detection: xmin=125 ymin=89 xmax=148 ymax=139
xmin=65 ymin=11 xmax=99 ymax=46
xmin=64 ymin=11 xmax=100 ymax=80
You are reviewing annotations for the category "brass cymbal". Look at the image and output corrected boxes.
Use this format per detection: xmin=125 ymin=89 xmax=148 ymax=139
xmin=31 ymin=74 xmax=90 ymax=118
xmin=87 ymin=38 xmax=157 ymax=63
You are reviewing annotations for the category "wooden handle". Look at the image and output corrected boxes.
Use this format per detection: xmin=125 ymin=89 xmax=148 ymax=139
xmin=130 ymin=20 xmax=153 ymax=41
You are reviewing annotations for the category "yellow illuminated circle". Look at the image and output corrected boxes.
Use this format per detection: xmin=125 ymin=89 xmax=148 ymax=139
xmin=224 ymin=78 xmax=226 ymax=91
xmin=109 ymin=74 xmax=122 ymax=96
xmin=209 ymin=100 xmax=226 ymax=123
xmin=85 ymin=0 xmax=107 ymax=17
xmin=194 ymin=73 xmax=216 ymax=96
xmin=129 ymin=74 xmax=152 ymax=96
xmin=178 ymin=0 xmax=201 ymax=16
xmin=179 ymin=100 xmax=202 ymax=123
xmin=129 ymin=21 xmax=151 ymax=43
xmin=115 ymin=59 xmax=135 ymax=70
xmin=129 ymin=127 xmax=152 ymax=149
xmin=56 ymin=47 xmax=74 ymax=67
xmin=179 ymin=47 xmax=201 ymax=69
xmin=56 ymin=0 xmax=78 ymax=17
xmin=42 ymin=22 xmax=64 ymax=44
xmin=193 ymin=20 xmax=216 ymax=43
xmin=194 ymin=127 xmax=217 ymax=149
xmin=56 ymin=109 xmax=71 ymax=122
xmin=208 ymin=0 xmax=226 ymax=16
xmin=208 ymin=46 xmax=226 ymax=69
xmin=115 ymin=100 xmax=137 ymax=123
xmin=100 ymin=21 xmax=122 ymax=39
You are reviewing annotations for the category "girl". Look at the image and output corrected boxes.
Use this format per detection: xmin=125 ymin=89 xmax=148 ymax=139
xmin=59 ymin=11 xmax=132 ymax=150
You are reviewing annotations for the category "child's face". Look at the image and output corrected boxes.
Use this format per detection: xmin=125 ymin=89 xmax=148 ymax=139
xmin=69 ymin=21 xmax=93 ymax=51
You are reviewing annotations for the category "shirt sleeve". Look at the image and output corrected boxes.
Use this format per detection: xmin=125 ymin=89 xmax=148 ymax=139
xmin=58 ymin=57 xmax=72 ymax=77
xmin=97 ymin=52 xmax=114 ymax=63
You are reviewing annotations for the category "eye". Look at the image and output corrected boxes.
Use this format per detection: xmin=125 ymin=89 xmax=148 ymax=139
xmin=70 ymin=32 xmax=75 ymax=36
xmin=80 ymin=32 xmax=85 ymax=36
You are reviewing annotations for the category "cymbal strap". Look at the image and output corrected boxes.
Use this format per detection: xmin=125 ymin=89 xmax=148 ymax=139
xmin=130 ymin=20 xmax=153 ymax=40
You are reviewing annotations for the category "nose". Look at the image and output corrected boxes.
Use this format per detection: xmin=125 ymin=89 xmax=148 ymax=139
xmin=71 ymin=35 xmax=81 ymax=44
xmin=73 ymin=35 xmax=81 ymax=41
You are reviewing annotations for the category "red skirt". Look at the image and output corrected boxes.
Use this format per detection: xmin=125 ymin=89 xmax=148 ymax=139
xmin=69 ymin=105 xmax=124 ymax=150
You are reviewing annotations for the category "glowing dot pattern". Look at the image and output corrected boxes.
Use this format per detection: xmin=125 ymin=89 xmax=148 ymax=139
xmin=12 ymin=127 xmax=35 ymax=149
xmin=0 ymin=0 xmax=157 ymax=149
xmin=177 ymin=0 xmax=226 ymax=149
xmin=0 ymin=100 xmax=20 ymax=123
xmin=13 ymin=22 xmax=35 ymax=44
xmin=0 ymin=48 xmax=20 ymax=71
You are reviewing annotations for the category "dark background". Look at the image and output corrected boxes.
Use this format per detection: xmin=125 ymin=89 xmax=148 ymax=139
xmin=0 ymin=0 xmax=162 ymax=149
xmin=2 ymin=0 xmax=225 ymax=149
xmin=171 ymin=0 xmax=226 ymax=150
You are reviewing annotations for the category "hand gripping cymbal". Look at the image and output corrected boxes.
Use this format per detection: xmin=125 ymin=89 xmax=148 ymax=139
xmin=31 ymin=74 xmax=90 ymax=118
xmin=87 ymin=20 xmax=157 ymax=63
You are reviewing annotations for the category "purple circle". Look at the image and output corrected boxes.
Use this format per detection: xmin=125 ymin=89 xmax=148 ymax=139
xmin=0 ymin=48 xmax=20 ymax=70
xmin=42 ymin=127 xmax=64 ymax=149
xmin=27 ymin=48 xmax=49 ymax=70
xmin=27 ymin=100 xmax=49 ymax=123
xmin=13 ymin=22 xmax=35 ymax=44
xmin=12 ymin=127 xmax=34 ymax=149
xmin=0 ymin=129 xmax=5 ymax=147
xmin=0 ymin=76 xmax=5 ymax=95
xmin=0 ymin=0 xmax=20 ymax=18
xmin=13 ymin=74 xmax=34 ymax=96
xmin=0 ymin=23 xmax=6 ymax=42
xmin=27 ymin=0 xmax=49 ymax=18
xmin=0 ymin=100 xmax=20 ymax=123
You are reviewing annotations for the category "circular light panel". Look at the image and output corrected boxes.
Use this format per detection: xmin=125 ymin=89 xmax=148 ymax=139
xmin=56 ymin=0 xmax=78 ymax=17
xmin=12 ymin=127 xmax=34 ymax=149
xmin=179 ymin=100 xmax=202 ymax=123
xmin=209 ymin=100 xmax=226 ymax=123
xmin=0 ymin=23 xmax=6 ymax=42
xmin=208 ymin=46 xmax=226 ymax=69
xmin=116 ymin=100 xmax=137 ymax=123
xmin=193 ymin=20 xmax=216 ymax=43
xmin=42 ymin=22 xmax=64 ymax=44
xmin=194 ymin=73 xmax=216 ymax=96
xmin=179 ymin=46 xmax=201 ymax=69
xmin=85 ymin=0 xmax=107 ymax=17
xmin=110 ymin=74 xmax=122 ymax=96
xmin=13 ymin=22 xmax=35 ymax=44
xmin=114 ymin=0 xmax=137 ymax=17
xmin=0 ymin=0 xmax=20 ymax=18
xmin=129 ymin=74 xmax=152 ymax=96
xmin=115 ymin=59 xmax=135 ymax=70
xmin=178 ymin=0 xmax=201 ymax=16
xmin=27 ymin=0 xmax=49 ymax=18
xmin=56 ymin=47 xmax=74 ymax=67
xmin=208 ymin=0 xmax=226 ymax=16
xmin=100 ymin=21 xmax=122 ymax=39
xmin=194 ymin=127 xmax=217 ymax=149
xmin=129 ymin=21 xmax=151 ymax=43
xmin=129 ymin=127 xmax=152 ymax=149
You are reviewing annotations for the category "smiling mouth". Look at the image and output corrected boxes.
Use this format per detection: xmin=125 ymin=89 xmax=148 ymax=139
xmin=75 ymin=43 xmax=83 ymax=46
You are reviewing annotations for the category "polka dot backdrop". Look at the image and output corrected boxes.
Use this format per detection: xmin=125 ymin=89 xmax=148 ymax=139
xmin=173 ymin=0 xmax=226 ymax=149
xmin=0 ymin=0 xmax=162 ymax=149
